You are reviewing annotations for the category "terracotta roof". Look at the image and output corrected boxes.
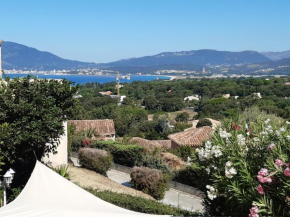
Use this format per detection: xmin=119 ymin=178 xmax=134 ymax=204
xmin=130 ymin=137 xmax=163 ymax=149
xmin=168 ymin=126 xmax=213 ymax=147
xmin=68 ymin=119 xmax=115 ymax=135
xmin=153 ymin=140 xmax=172 ymax=149
xmin=99 ymin=91 xmax=112 ymax=96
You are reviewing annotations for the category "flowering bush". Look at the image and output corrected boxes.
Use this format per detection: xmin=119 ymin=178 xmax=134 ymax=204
xmin=195 ymin=117 xmax=290 ymax=216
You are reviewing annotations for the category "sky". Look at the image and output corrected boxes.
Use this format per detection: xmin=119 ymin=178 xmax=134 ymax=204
xmin=1 ymin=0 xmax=290 ymax=63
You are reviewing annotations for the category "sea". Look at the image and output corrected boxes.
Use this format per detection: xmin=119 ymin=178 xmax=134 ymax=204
xmin=6 ymin=74 xmax=170 ymax=85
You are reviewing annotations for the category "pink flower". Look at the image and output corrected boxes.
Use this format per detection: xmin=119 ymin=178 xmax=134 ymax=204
xmin=286 ymin=163 xmax=290 ymax=167
xmin=257 ymin=175 xmax=272 ymax=183
xmin=275 ymin=159 xmax=284 ymax=167
xmin=258 ymin=168 xmax=268 ymax=176
xmin=256 ymin=184 xmax=264 ymax=195
xmin=237 ymin=125 xmax=242 ymax=130
xmin=284 ymin=168 xmax=290 ymax=177
xmin=268 ymin=143 xmax=275 ymax=150
xmin=249 ymin=204 xmax=259 ymax=217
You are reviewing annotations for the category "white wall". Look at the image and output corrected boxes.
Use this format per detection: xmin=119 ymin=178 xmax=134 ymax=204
xmin=42 ymin=121 xmax=68 ymax=166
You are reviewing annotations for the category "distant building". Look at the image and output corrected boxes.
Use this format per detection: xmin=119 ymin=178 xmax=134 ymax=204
xmin=99 ymin=91 xmax=112 ymax=96
xmin=253 ymin=92 xmax=262 ymax=99
xmin=184 ymin=94 xmax=200 ymax=101
xmin=192 ymin=118 xmax=221 ymax=129
xmin=130 ymin=137 xmax=171 ymax=150
xmin=168 ymin=126 xmax=213 ymax=149
xmin=73 ymin=94 xmax=83 ymax=98
xmin=222 ymin=94 xmax=231 ymax=99
xmin=234 ymin=96 xmax=239 ymax=99
xmin=68 ymin=119 xmax=116 ymax=141
xmin=284 ymin=82 xmax=290 ymax=86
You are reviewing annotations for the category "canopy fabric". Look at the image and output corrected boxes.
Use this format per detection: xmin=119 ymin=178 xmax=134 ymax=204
xmin=0 ymin=161 xmax=171 ymax=217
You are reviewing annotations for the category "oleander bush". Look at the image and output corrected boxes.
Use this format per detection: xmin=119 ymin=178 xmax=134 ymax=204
xmin=87 ymin=189 xmax=201 ymax=216
xmin=194 ymin=116 xmax=290 ymax=217
xmin=91 ymin=141 xmax=144 ymax=167
xmin=130 ymin=167 xmax=168 ymax=200
xmin=78 ymin=148 xmax=113 ymax=175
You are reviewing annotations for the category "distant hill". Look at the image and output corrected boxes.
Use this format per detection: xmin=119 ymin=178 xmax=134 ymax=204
xmin=99 ymin=50 xmax=271 ymax=68
xmin=261 ymin=51 xmax=290 ymax=61
xmin=1 ymin=41 xmax=97 ymax=70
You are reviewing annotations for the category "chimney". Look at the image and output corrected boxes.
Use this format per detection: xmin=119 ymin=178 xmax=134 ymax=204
xmin=0 ymin=39 xmax=2 ymax=79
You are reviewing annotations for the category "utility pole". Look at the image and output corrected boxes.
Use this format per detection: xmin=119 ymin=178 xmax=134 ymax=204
xmin=117 ymin=71 xmax=120 ymax=97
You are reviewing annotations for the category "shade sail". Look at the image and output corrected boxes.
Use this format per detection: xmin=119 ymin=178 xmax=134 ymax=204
xmin=0 ymin=161 xmax=171 ymax=217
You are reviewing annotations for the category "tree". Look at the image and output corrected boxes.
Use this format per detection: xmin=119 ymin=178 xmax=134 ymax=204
xmin=0 ymin=76 xmax=78 ymax=185
xmin=196 ymin=118 xmax=212 ymax=128
xmin=175 ymin=112 xmax=189 ymax=122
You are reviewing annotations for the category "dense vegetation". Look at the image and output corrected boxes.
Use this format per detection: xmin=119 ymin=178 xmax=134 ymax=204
xmin=73 ymin=77 xmax=290 ymax=139
xmin=0 ymin=76 xmax=77 ymax=187
xmin=87 ymin=189 xmax=200 ymax=216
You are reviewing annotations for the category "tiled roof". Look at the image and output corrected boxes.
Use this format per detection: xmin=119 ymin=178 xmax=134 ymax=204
xmin=68 ymin=119 xmax=115 ymax=135
xmin=99 ymin=91 xmax=112 ymax=96
xmin=153 ymin=140 xmax=172 ymax=149
xmin=168 ymin=126 xmax=213 ymax=147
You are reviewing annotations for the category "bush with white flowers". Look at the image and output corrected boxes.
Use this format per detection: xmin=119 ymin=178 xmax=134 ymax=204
xmin=195 ymin=117 xmax=290 ymax=217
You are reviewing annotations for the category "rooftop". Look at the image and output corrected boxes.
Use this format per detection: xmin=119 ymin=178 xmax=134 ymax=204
xmin=68 ymin=119 xmax=115 ymax=135
xmin=168 ymin=126 xmax=213 ymax=147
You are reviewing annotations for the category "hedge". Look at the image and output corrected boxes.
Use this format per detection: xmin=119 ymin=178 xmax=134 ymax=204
xmin=130 ymin=167 xmax=168 ymax=200
xmin=91 ymin=141 xmax=144 ymax=167
xmin=78 ymin=148 xmax=113 ymax=175
xmin=87 ymin=189 xmax=201 ymax=216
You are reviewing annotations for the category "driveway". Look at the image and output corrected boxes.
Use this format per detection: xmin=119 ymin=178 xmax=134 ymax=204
xmin=107 ymin=169 xmax=204 ymax=212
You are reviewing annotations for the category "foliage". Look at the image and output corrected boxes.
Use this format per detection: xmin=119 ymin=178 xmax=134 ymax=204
xmin=130 ymin=167 xmax=169 ymax=200
xmin=52 ymin=164 xmax=70 ymax=180
xmin=0 ymin=76 xmax=77 ymax=187
xmin=86 ymin=189 xmax=201 ymax=216
xmin=168 ymin=146 xmax=195 ymax=161
xmin=136 ymin=154 xmax=172 ymax=175
xmin=78 ymin=148 xmax=113 ymax=175
xmin=91 ymin=141 xmax=145 ymax=167
xmin=196 ymin=118 xmax=212 ymax=128
xmin=175 ymin=112 xmax=190 ymax=122
xmin=194 ymin=116 xmax=290 ymax=216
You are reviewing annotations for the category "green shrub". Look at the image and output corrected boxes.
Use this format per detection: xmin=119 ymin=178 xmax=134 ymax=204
xmin=52 ymin=164 xmax=70 ymax=180
xmin=173 ymin=166 xmax=207 ymax=191
xmin=78 ymin=148 xmax=113 ymax=175
xmin=92 ymin=141 xmax=144 ymax=167
xmin=136 ymin=155 xmax=172 ymax=175
xmin=168 ymin=146 xmax=195 ymax=161
xmin=87 ymin=189 xmax=200 ymax=216
xmin=196 ymin=118 xmax=212 ymax=128
xmin=130 ymin=167 xmax=168 ymax=200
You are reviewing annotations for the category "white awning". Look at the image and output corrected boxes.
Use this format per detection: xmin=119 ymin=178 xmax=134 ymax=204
xmin=0 ymin=161 xmax=171 ymax=217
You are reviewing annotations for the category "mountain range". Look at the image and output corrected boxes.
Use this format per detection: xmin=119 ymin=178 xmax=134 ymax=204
xmin=1 ymin=41 xmax=97 ymax=70
xmin=1 ymin=41 xmax=290 ymax=73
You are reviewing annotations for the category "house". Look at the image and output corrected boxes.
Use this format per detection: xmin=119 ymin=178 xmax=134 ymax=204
xmin=130 ymin=137 xmax=172 ymax=150
xmin=253 ymin=92 xmax=262 ymax=99
xmin=184 ymin=94 xmax=200 ymax=101
xmin=222 ymin=94 xmax=230 ymax=99
xmin=192 ymin=118 xmax=221 ymax=129
xmin=99 ymin=91 xmax=112 ymax=96
xmin=68 ymin=119 xmax=116 ymax=141
xmin=168 ymin=126 xmax=213 ymax=149
xmin=284 ymin=82 xmax=290 ymax=86
xmin=234 ymin=96 xmax=239 ymax=99
xmin=42 ymin=121 xmax=68 ymax=166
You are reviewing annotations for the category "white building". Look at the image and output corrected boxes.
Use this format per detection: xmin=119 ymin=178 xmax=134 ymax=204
xmin=184 ymin=94 xmax=200 ymax=101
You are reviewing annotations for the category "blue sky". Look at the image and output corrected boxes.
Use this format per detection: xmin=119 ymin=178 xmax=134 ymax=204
xmin=1 ymin=0 xmax=290 ymax=63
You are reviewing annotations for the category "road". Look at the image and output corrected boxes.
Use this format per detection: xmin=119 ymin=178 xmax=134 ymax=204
xmin=107 ymin=169 xmax=204 ymax=212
